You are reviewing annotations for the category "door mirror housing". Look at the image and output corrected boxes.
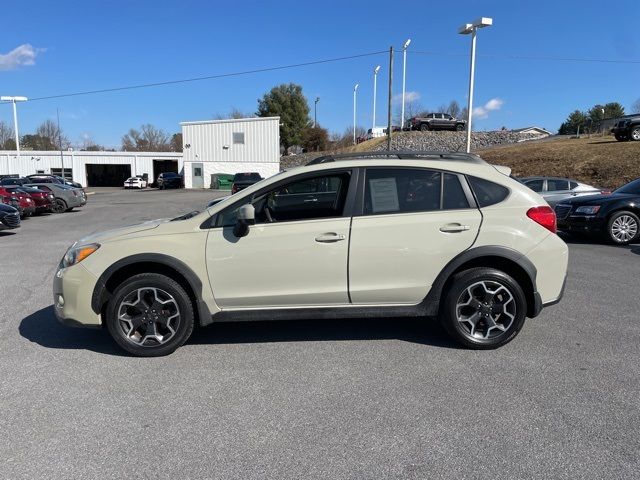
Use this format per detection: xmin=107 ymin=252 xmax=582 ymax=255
xmin=233 ymin=203 xmax=255 ymax=237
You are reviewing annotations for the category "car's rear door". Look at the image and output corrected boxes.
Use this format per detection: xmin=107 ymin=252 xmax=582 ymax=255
xmin=348 ymin=167 xmax=481 ymax=304
xmin=543 ymin=178 xmax=571 ymax=206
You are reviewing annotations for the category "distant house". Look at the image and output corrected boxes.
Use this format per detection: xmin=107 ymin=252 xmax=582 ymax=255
xmin=513 ymin=126 xmax=553 ymax=139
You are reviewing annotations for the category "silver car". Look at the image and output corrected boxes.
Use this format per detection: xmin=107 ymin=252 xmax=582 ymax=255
xmin=25 ymin=183 xmax=87 ymax=213
xmin=519 ymin=176 xmax=608 ymax=207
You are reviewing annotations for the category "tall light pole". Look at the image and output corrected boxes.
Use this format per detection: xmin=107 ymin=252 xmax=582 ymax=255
xmin=372 ymin=65 xmax=381 ymax=130
xmin=314 ymin=97 xmax=320 ymax=127
xmin=353 ymin=83 xmax=359 ymax=144
xmin=1 ymin=96 xmax=28 ymax=162
xmin=458 ymin=17 xmax=492 ymax=153
xmin=401 ymin=39 xmax=411 ymax=130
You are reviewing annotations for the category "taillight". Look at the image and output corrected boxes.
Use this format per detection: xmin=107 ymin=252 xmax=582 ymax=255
xmin=527 ymin=206 xmax=557 ymax=233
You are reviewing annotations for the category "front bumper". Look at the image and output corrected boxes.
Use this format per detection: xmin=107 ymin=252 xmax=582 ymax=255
xmin=557 ymin=214 xmax=606 ymax=234
xmin=53 ymin=263 xmax=102 ymax=328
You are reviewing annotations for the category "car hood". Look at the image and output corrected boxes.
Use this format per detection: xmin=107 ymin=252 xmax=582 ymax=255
xmin=562 ymin=193 xmax=626 ymax=205
xmin=76 ymin=219 xmax=168 ymax=245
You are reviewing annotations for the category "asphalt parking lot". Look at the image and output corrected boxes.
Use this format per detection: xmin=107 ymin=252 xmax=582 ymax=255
xmin=1 ymin=188 xmax=638 ymax=479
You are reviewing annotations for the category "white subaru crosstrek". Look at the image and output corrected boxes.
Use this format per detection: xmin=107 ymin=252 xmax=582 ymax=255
xmin=54 ymin=151 xmax=568 ymax=356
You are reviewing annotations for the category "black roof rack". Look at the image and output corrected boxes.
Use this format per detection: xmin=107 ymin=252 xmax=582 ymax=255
xmin=305 ymin=150 xmax=486 ymax=166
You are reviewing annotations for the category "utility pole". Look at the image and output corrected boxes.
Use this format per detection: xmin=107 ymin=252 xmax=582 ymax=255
xmin=353 ymin=84 xmax=359 ymax=145
xmin=387 ymin=46 xmax=393 ymax=151
xmin=313 ymin=97 xmax=320 ymax=128
xmin=57 ymin=108 xmax=64 ymax=181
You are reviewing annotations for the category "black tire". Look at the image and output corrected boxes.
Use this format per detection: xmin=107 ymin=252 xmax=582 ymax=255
xmin=440 ymin=267 xmax=527 ymax=349
xmin=630 ymin=126 xmax=640 ymax=142
xmin=606 ymin=210 xmax=639 ymax=246
xmin=105 ymin=273 xmax=195 ymax=357
xmin=65 ymin=207 xmax=74 ymax=212
xmin=52 ymin=198 xmax=67 ymax=214
xmin=614 ymin=133 xmax=628 ymax=142
xmin=456 ymin=124 xmax=465 ymax=131
xmin=420 ymin=123 xmax=430 ymax=132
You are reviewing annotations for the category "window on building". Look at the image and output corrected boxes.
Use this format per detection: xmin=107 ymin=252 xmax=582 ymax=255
xmin=233 ymin=132 xmax=245 ymax=144
xmin=51 ymin=168 xmax=73 ymax=181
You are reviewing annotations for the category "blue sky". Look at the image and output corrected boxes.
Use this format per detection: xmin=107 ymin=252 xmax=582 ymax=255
xmin=1 ymin=0 xmax=638 ymax=148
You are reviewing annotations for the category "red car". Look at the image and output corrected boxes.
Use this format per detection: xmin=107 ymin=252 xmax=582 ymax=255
xmin=0 ymin=186 xmax=36 ymax=218
xmin=6 ymin=186 xmax=54 ymax=214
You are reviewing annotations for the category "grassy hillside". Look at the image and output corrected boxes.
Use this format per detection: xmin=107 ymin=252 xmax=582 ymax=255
xmin=479 ymin=137 xmax=640 ymax=189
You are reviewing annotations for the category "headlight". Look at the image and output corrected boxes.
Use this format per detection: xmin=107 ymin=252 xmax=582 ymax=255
xmin=575 ymin=206 xmax=601 ymax=215
xmin=62 ymin=243 xmax=100 ymax=268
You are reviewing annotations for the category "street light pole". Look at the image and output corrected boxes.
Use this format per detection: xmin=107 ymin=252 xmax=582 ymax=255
xmin=372 ymin=65 xmax=381 ymax=130
xmin=353 ymin=83 xmax=359 ymax=145
xmin=458 ymin=18 xmax=492 ymax=153
xmin=1 ymin=96 xmax=27 ymax=163
xmin=401 ymin=39 xmax=411 ymax=130
xmin=314 ymin=97 xmax=320 ymax=128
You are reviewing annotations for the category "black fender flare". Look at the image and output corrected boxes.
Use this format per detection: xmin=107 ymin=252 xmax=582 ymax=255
xmin=91 ymin=253 xmax=212 ymax=326
xmin=421 ymin=245 xmax=540 ymax=317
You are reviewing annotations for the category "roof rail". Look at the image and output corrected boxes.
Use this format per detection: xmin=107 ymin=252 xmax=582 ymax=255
xmin=305 ymin=150 xmax=485 ymax=166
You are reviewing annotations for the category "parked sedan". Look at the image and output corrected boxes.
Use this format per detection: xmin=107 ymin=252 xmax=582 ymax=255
xmin=4 ymin=186 xmax=54 ymax=214
xmin=520 ymin=176 xmax=609 ymax=207
xmin=25 ymin=183 xmax=87 ymax=213
xmin=124 ymin=176 xmax=147 ymax=189
xmin=556 ymin=178 xmax=640 ymax=245
xmin=0 ymin=203 xmax=20 ymax=231
xmin=156 ymin=172 xmax=183 ymax=189
xmin=0 ymin=186 xmax=35 ymax=218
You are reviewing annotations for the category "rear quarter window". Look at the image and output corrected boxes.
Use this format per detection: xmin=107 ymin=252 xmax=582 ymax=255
xmin=467 ymin=176 xmax=510 ymax=207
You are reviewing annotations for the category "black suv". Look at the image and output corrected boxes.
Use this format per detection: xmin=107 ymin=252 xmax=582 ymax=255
xmin=408 ymin=113 xmax=466 ymax=132
xmin=156 ymin=172 xmax=183 ymax=189
xmin=611 ymin=115 xmax=640 ymax=142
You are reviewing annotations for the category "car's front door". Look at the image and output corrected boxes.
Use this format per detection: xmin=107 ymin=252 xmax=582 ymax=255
xmin=348 ymin=168 xmax=482 ymax=304
xmin=206 ymin=170 xmax=356 ymax=309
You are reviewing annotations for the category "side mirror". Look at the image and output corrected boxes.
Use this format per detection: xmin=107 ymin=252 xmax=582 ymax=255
xmin=233 ymin=203 xmax=255 ymax=238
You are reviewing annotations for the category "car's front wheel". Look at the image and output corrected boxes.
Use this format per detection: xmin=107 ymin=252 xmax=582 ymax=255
xmin=456 ymin=124 xmax=465 ymax=131
xmin=105 ymin=273 xmax=195 ymax=356
xmin=420 ymin=123 xmax=429 ymax=132
xmin=607 ymin=211 xmax=639 ymax=245
xmin=440 ymin=268 xmax=527 ymax=349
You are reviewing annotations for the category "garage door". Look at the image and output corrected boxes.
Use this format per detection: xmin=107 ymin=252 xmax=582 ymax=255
xmin=153 ymin=160 xmax=179 ymax=184
xmin=85 ymin=164 xmax=132 ymax=187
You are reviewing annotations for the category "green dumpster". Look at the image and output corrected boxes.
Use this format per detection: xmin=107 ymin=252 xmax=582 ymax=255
xmin=210 ymin=174 xmax=234 ymax=190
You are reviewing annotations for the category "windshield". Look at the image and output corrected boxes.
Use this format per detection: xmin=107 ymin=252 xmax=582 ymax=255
xmin=163 ymin=172 xmax=179 ymax=178
xmin=234 ymin=173 xmax=261 ymax=181
xmin=614 ymin=179 xmax=640 ymax=195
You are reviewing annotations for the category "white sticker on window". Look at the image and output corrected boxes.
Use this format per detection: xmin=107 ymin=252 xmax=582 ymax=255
xmin=369 ymin=177 xmax=399 ymax=213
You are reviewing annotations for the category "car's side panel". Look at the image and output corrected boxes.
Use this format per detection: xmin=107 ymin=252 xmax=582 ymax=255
xmin=206 ymin=218 xmax=351 ymax=308
xmin=348 ymin=209 xmax=482 ymax=304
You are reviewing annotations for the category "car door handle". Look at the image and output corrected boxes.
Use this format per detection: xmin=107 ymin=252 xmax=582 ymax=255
xmin=315 ymin=233 xmax=346 ymax=243
xmin=304 ymin=197 xmax=318 ymax=203
xmin=439 ymin=224 xmax=470 ymax=233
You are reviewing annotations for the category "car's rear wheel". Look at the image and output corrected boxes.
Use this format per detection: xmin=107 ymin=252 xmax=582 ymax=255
xmin=456 ymin=124 xmax=464 ymax=131
xmin=420 ymin=123 xmax=429 ymax=132
xmin=105 ymin=273 xmax=195 ymax=356
xmin=606 ymin=211 xmax=639 ymax=245
xmin=440 ymin=268 xmax=527 ymax=349
xmin=52 ymin=198 xmax=67 ymax=214
xmin=614 ymin=133 xmax=628 ymax=142
xmin=630 ymin=127 xmax=640 ymax=141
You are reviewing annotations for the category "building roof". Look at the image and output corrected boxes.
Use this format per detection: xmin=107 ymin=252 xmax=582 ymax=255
xmin=512 ymin=126 xmax=552 ymax=135
xmin=180 ymin=116 xmax=280 ymax=126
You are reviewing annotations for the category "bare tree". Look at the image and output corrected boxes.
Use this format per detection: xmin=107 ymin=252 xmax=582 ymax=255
xmin=447 ymin=100 xmax=461 ymax=118
xmin=213 ymin=107 xmax=254 ymax=120
xmin=632 ymin=98 xmax=640 ymax=114
xmin=121 ymin=124 xmax=171 ymax=152
xmin=0 ymin=121 xmax=14 ymax=149
xmin=35 ymin=119 xmax=71 ymax=149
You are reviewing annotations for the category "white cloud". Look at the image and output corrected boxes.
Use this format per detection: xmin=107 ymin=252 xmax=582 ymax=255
xmin=0 ymin=44 xmax=44 ymax=71
xmin=392 ymin=91 xmax=421 ymax=104
xmin=473 ymin=98 xmax=504 ymax=119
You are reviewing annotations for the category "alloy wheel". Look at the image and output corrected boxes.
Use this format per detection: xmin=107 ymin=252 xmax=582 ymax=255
xmin=631 ymin=128 xmax=640 ymax=141
xmin=455 ymin=280 xmax=516 ymax=340
xmin=611 ymin=215 xmax=638 ymax=243
xmin=117 ymin=287 xmax=181 ymax=346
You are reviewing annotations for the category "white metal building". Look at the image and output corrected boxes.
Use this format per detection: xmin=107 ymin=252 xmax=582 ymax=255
xmin=181 ymin=117 xmax=280 ymax=189
xmin=0 ymin=150 xmax=183 ymax=187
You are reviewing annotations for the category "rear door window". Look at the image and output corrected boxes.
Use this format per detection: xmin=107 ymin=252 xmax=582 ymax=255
xmin=546 ymin=179 xmax=570 ymax=191
xmin=524 ymin=179 xmax=544 ymax=192
xmin=467 ymin=176 xmax=510 ymax=207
